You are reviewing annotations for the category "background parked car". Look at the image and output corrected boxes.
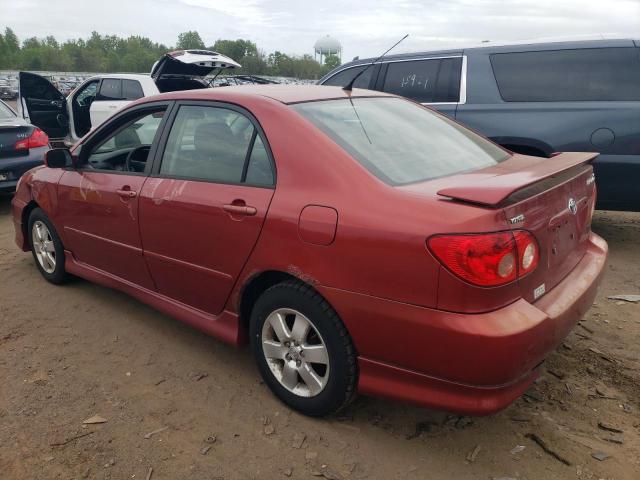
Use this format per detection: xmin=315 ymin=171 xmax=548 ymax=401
xmin=0 ymin=78 xmax=18 ymax=100
xmin=320 ymin=38 xmax=640 ymax=212
xmin=17 ymin=49 xmax=241 ymax=147
xmin=0 ymin=99 xmax=48 ymax=193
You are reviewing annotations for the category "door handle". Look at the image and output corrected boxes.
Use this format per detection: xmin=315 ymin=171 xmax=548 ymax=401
xmin=116 ymin=188 xmax=137 ymax=198
xmin=223 ymin=204 xmax=257 ymax=216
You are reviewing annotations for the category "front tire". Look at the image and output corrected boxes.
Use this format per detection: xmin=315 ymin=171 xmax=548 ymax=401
xmin=28 ymin=208 xmax=68 ymax=284
xmin=250 ymin=280 xmax=357 ymax=416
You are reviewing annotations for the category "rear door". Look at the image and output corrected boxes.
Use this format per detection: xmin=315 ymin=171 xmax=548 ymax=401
xmin=18 ymin=72 xmax=69 ymax=138
xmin=90 ymin=79 xmax=132 ymax=127
xmin=139 ymin=102 xmax=275 ymax=314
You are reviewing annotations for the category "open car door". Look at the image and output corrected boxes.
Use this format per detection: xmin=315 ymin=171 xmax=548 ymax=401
xmin=18 ymin=72 xmax=69 ymax=139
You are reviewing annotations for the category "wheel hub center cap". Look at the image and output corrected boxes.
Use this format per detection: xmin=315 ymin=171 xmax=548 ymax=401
xmin=288 ymin=344 xmax=303 ymax=363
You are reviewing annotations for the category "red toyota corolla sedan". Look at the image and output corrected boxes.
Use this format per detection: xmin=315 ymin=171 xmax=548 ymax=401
xmin=11 ymin=85 xmax=607 ymax=416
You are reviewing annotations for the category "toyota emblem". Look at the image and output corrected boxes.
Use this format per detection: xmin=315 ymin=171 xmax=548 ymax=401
xmin=568 ymin=198 xmax=577 ymax=215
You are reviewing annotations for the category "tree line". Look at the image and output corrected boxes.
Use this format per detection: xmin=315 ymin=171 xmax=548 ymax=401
xmin=0 ymin=28 xmax=342 ymax=79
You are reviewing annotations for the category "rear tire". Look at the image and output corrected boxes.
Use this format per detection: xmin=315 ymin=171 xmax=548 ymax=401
xmin=250 ymin=280 xmax=357 ymax=416
xmin=28 ymin=208 xmax=69 ymax=284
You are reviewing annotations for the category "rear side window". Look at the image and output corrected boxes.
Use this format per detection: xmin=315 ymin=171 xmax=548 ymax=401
xmin=293 ymin=97 xmax=509 ymax=185
xmin=322 ymin=65 xmax=374 ymax=89
xmin=382 ymin=58 xmax=462 ymax=103
xmin=122 ymin=80 xmax=144 ymax=100
xmin=97 ymin=79 xmax=122 ymax=101
xmin=160 ymin=105 xmax=274 ymax=186
xmin=491 ymin=47 xmax=640 ymax=102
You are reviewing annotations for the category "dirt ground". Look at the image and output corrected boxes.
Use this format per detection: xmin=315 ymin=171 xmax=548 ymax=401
xmin=0 ymin=193 xmax=639 ymax=480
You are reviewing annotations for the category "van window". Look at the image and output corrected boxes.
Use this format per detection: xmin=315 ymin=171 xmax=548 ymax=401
xmin=491 ymin=47 xmax=640 ymax=102
xmin=383 ymin=59 xmax=440 ymax=103
xmin=323 ymin=65 xmax=374 ymax=89
xmin=382 ymin=58 xmax=462 ymax=103
xmin=434 ymin=57 xmax=462 ymax=102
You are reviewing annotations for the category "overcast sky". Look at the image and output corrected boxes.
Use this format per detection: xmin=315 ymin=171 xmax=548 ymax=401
xmin=5 ymin=0 xmax=640 ymax=61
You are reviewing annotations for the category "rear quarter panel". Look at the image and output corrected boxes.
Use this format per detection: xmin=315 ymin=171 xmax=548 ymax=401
xmin=225 ymin=97 xmax=516 ymax=315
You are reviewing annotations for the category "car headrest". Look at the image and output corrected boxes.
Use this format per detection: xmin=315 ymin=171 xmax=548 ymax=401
xmin=115 ymin=128 xmax=141 ymax=149
xmin=194 ymin=121 xmax=235 ymax=158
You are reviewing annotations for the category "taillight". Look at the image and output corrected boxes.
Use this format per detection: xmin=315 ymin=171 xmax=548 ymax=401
xmin=15 ymin=128 xmax=49 ymax=151
xmin=428 ymin=230 xmax=539 ymax=287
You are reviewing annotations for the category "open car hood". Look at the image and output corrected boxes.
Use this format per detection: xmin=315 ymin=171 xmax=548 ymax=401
xmin=151 ymin=50 xmax=241 ymax=80
xmin=436 ymin=152 xmax=599 ymax=207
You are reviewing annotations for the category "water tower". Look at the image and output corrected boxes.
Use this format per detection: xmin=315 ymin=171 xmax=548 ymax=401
xmin=314 ymin=35 xmax=342 ymax=64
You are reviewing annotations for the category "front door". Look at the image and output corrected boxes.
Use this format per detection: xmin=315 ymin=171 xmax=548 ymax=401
xmin=18 ymin=72 xmax=69 ymax=139
xmin=57 ymin=106 xmax=169 ymax=289
xmin=139 ymin=103 xmax=276 ymax=314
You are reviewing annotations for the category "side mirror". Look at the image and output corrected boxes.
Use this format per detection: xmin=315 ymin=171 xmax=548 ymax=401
xmin=44 ymin=148 xmax=72 ymax=169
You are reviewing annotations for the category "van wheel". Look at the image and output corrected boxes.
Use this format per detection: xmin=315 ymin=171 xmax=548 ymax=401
xmin=28 ymin=208 xmax=69 ymax=284
xmin=250 ymin=280 xmax=357 ymax=416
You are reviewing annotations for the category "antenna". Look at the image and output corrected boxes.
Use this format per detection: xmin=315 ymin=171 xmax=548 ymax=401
xmin=343 ymin=34 xmax=408 ymax=91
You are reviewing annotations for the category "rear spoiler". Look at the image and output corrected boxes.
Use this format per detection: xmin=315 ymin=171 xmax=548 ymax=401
xmin=437 ymin=152 xmax=598 ymax=207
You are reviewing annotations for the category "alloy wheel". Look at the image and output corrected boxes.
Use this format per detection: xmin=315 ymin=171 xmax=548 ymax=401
xmin=32 ymin=220 xmax=56 ymax=274
xmin=261 ymin=308 xmax=330 ymax=397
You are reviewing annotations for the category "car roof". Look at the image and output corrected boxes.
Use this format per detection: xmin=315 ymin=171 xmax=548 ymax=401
xmin=322 ymin=37 xmax=638 ymax=80
xmin=87 ymin=73 xmax=151 ymax=81
xmin=151 ymin=84 xmax=394 ymax=104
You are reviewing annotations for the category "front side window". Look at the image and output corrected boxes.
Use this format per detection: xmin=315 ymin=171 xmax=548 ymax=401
xmin=97 ymin=79 xmax=122 ymax=101
xmin=491 ymin=47 xmax=640 ymax=102
xmin=160 ymin=105 xmax=273 ymax=186
xmin=84 ymin=109 xmax=165 ymax=172
xmin=322 ymin=65 xmax=375 ymax=89
xmin=75 ymin=80 xmax=99 ymax=106
xmin=293 ymin=97 xmax=509 ymax=185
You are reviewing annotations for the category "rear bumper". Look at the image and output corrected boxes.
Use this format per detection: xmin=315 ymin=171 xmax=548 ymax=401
xmin=0 ymin=147 xmax=46 ymax=192
xmin=320 ymin=232 xmax=608 ymax=415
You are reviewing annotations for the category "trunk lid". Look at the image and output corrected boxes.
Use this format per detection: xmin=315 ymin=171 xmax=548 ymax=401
xmin=0 ymin=119 xmax=32 ymax=158
xmin=150 ymin=49 xmax=241 ymax=80
xmin=437 ymin=152 xmax=597 ymax=302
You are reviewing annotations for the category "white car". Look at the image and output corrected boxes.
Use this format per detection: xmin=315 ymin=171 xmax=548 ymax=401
xmin=18 ymin=50 xmax=241 ymax=146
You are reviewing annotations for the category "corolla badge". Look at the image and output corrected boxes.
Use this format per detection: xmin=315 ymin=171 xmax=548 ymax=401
xmin=568 ymin=197 xmax=577 ymax=215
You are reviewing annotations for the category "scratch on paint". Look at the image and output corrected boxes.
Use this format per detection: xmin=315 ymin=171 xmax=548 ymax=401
xmin=78 ymin=175 xmax=101 ymax=201
xmin=152 ymin=179 xmax=187 ymax=206
xmin=287 ymin=265 xmax=319 ymax=287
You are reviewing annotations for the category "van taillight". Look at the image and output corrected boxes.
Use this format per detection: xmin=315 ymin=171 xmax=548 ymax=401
xmin=428 ymin=230 xmax=539 ymax=287
xmin=15 ymin=128 xmax=49 ymax=151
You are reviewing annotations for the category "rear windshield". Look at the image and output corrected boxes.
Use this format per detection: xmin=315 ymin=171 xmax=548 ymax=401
xmin=0 ymin=101 xmax=15 ymax=120
xmin=292 ymin=97 xmax=509 ymax=185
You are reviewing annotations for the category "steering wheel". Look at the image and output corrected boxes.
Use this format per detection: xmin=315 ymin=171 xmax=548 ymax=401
xmin=125 ymin=145 xmax=150 ymax=173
